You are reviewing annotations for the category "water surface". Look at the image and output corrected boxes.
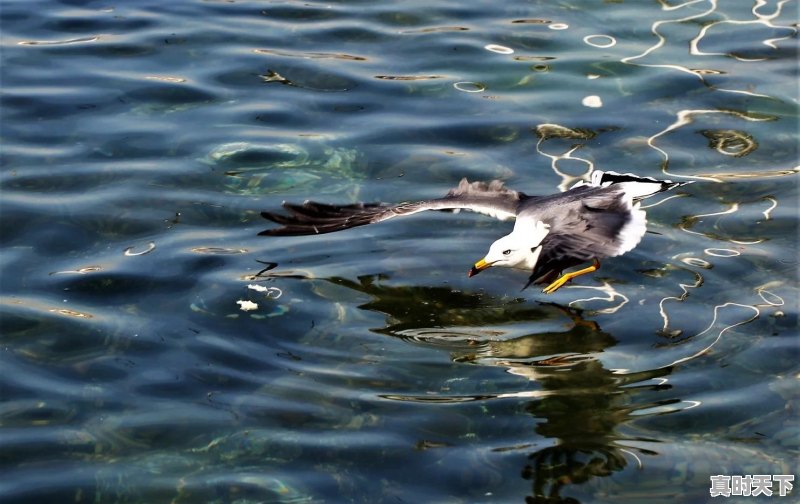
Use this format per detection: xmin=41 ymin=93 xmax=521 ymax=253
xmin=1 ymin=1 xmax=798 ymax=502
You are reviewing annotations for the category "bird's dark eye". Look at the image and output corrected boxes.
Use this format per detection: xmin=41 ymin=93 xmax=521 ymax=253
xmin=503 ymin=249 xmax=512 ymax=256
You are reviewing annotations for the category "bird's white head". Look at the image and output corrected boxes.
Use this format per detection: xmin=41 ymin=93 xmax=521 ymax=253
xmin=468 ymin=220 xmax=550 ymax=277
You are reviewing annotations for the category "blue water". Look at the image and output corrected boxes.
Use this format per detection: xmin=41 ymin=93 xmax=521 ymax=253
xmin=1 ymin=1 xmax=798 ymax=502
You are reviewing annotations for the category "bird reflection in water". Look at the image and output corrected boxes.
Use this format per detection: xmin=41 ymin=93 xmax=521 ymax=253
xmin=307 ymin=274 xmax=676 ymax=503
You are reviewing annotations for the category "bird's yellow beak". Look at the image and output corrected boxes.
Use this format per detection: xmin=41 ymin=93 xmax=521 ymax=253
xmin=468 ymin=258 xmax=491 ymax=278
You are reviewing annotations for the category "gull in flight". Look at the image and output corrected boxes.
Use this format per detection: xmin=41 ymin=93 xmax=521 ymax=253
xmin=260 ymin=170 xmax=691 ymax=294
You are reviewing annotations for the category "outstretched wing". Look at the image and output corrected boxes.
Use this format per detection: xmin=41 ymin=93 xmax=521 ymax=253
xmin=260 ymin=178 xmax=528 ymax=236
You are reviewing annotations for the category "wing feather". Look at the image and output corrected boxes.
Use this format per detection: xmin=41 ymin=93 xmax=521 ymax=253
xmin=526 ymin=186 xmax=647 ymax=286
xmin=259 ymin=179 xmax=527 ymax=236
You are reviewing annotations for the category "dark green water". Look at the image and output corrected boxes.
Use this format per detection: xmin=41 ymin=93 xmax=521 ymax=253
xmin=1 ymin=1 xmax=798 ymax=502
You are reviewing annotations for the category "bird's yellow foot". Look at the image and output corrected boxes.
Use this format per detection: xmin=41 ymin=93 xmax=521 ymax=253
xmin=542 ymin=259 xmax=601 ymax=294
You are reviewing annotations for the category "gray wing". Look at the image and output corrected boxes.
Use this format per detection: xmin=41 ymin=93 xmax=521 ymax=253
xmin=526 ymin=186 xmax=647 ymax=285
xmin=260 ymin=178 xmax=527 ymax=236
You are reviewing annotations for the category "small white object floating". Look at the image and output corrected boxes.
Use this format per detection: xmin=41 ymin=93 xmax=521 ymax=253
xmin=582 ymin=95 xmax=603 ymax=108
xmin=236 ymin=300 xmax=259 ymax=312
xmin=247 ymin=284 xmax=283 ymax=298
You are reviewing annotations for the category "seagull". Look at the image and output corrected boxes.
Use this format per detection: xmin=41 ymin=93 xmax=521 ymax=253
xmin=260 ymin=170 xmax=691 ymax=294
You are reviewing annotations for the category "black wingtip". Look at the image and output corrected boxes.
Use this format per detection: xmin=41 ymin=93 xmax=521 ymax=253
xmin=521 ymin=277 xmax=536 ymax=291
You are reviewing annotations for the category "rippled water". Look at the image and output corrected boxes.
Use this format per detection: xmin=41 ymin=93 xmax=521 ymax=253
xmin=1 ymin=1 xmax=798 ymax=503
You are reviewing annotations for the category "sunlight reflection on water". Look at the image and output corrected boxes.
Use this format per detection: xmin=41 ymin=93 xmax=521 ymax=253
xmin=1 ymin=0 xmax=797 ymax=502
